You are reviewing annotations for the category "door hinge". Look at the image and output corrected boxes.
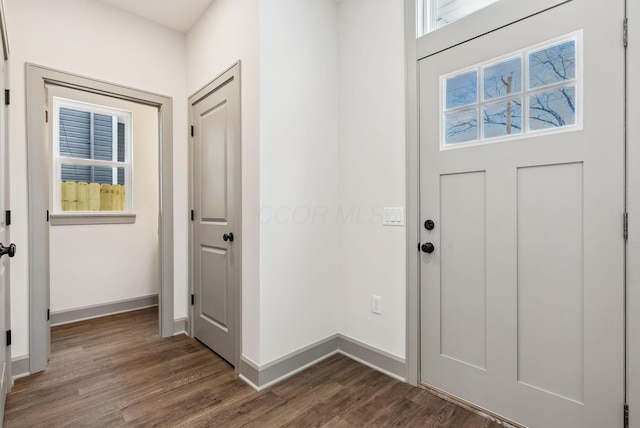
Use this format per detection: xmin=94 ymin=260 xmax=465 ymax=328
xmin=5 ymin=330 xmax=10 ymax=347
xmin=4 ymin=89 xmax=9 ymax=105
xmin=190 ymin=125 xmax=194 ymax=137
xmin=47 ymin=309 xmax=50 ymax=322
xmin=45 ymin=110 xmax=49 ymax=123
xmin=191 ymin=294 xmax=195 ymax=305
xmin=624 ymin=403 xmax=629 ymax=428
xmin=5 ymin=210 xmax=10 ymax=226
xmin=624 ymin=18 xmax=628 ymax=48
xmin=191 ymin=210 xmax=194 ymax=221
xmin=624 ymin=212 xmax=629 ymax=240
xmin=46 ymin=210 xmax=50 ymax=222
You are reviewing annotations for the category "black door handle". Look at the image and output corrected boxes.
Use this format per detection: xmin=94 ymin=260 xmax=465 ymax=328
xmin=424 ymin=220 xmax=435 ymax=230
xmin=223 ymin=233 xmax=234 ymax=242
xmin=421 ymin=243 xmax=434 ymax=254
xmin=0 ymin=243 xmax=16 ymax=258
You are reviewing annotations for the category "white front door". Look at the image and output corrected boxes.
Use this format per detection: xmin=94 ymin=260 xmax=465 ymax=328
xmin=190 ymin=64 xmax=241 ymax=367
xmin=419 ymin=1 xmax=625 ymax=426
xmin=0 ymin=9 xmax=10 ymax=421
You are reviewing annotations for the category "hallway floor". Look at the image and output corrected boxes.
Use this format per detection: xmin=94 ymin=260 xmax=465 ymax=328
xmin=4 ymin=308 xmax=501 ymax=427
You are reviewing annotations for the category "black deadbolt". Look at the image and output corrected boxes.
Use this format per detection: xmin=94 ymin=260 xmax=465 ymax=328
xmin=424 ymin=220 xmax=435 ymax=230
xmin=223 ymin=233 xmax=234 ymax=242
xmin=421 ymin=242 xmax=435 ymax=254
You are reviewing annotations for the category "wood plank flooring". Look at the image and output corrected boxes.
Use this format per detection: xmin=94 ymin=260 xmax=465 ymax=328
xmin=4 ymin=308 xmax=501 ymax=427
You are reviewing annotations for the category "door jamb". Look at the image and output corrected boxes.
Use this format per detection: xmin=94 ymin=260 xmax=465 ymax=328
xmin=26 ymin=64 xmax=174 ymax=373
xmin=404 ymin=0 xmax=420 ymax=386
xmin=188 ymin=61 xmax=242 ymax=371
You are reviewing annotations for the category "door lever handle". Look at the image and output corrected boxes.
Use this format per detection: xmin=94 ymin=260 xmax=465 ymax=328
xmin=0 ymin=243 xmax=16 ymax=258
xmin=223 ymin=233 xmax=234 ymax=242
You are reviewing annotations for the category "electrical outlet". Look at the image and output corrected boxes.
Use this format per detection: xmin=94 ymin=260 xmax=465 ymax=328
xmin=372 ymin=295 xmax=382 ymax=315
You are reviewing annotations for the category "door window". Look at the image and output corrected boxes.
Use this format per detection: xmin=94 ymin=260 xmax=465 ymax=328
xmin=441 ymin=32 xmax=580 ymax=148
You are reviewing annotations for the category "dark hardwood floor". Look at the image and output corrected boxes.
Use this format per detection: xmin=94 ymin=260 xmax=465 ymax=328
xmin=4 ymin=308 xmax=501 ymax=427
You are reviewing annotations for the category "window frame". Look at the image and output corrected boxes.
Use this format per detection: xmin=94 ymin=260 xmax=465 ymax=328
xmin=421 ymin=0 xmax=500 ymax=35
xmin=51 ymin=96 xmax=136 ymax=224
xmin=439 ymin=30 xmax=583 ymax=151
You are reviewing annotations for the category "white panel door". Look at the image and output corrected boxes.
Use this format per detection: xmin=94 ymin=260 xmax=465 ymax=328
xmin=191 ymin=66 xmax=240 ymax=367
xmin=0 ymin=21 xmax=10 ymax=422
xmin=419 ymin=1 xmax=625 ymax=427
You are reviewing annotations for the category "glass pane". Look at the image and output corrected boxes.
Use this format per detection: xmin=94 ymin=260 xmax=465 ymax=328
xmin=445 ymin=108 xmax=478 ymax=145
xmin=528 ymin=86 xmax=576 ymax=131
xmin=433 ymin=0 xmax=499 ymax=30
xmin=93 ymin=113 xmax=115 ymax=161
xmin=529 ymin=40 xmax=576 ymax=90
xmin=60 ymin=164 xmax=126 ymax=212
xmin=58 ymin=107 xmax=128 ymax=162
xmin=445 ymin=71 xmax=478 ymax=109
xmin=483 ymin=99 xmax=522 ymax=139
xmin=483 ymin=57 xmax=522 ymax=101
xmin=59 ymin=108 xmax=91 ymax=159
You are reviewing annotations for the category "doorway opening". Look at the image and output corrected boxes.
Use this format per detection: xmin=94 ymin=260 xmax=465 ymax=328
xmin=26 ymin=64 xmax=175 ymax=374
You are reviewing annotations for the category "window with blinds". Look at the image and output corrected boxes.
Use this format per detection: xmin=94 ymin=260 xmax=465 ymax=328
xmin=53 ymin=97 xmax=133 ymax=214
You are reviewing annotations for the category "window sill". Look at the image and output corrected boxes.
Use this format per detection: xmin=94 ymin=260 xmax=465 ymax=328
xmin=50 ymin=213 xmax=136 ymax=226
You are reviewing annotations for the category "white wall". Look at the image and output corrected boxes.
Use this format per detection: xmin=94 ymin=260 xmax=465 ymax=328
xmin=49 ymin=87 xmax=159 ymax=313
xmin=6 ymin=0 xmax=406 ymax=369
xmin=187 ymin=0 xmax=404 ymax=365
xmin=337 ymin=0 xmax=406 ymax=358
xmin=186 ymin=0 xmax=261 ymax=362
xmin=6 ymin=0 xmax=188 ymax=359
xmin=259 ymin=0 xmax=339 ymax=364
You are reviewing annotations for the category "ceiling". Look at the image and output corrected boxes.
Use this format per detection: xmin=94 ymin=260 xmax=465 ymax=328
xmin=97 ymin=0 xmax=216 ymax=33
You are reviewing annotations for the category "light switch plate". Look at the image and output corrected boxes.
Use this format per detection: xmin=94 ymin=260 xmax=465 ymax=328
xmin=383 ymin=207 xmax=405 ymax=226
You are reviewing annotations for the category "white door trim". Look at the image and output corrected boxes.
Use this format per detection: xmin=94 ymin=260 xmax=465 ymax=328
xmin=25 ymin=64 xmax=175 ymax=373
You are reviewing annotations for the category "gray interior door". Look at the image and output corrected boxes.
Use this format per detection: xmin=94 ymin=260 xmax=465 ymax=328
xmin=191 ymin=65 xmax=241 ymax=367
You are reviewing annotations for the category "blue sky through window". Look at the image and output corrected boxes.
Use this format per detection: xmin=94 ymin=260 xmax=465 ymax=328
xmin=529 ymin=41 xmax=576 ymax=89
xmin=483 ymin=57 xmax=522 ymax=101
xmin=445 ymin=71 xmax=477 ymax=109
xmin=443 ymin=37 xmax=577 ymax=146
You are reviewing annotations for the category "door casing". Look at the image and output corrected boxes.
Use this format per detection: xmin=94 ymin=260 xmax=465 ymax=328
xmin=188 ymin=61 xmax=242 ymax=371
xmin=26 ymin=64 xmax=175 ymax=373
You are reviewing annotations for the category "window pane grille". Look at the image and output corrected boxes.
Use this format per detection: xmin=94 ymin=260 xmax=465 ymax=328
xmin=440 ymin=34 xmax=580 ymax=149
